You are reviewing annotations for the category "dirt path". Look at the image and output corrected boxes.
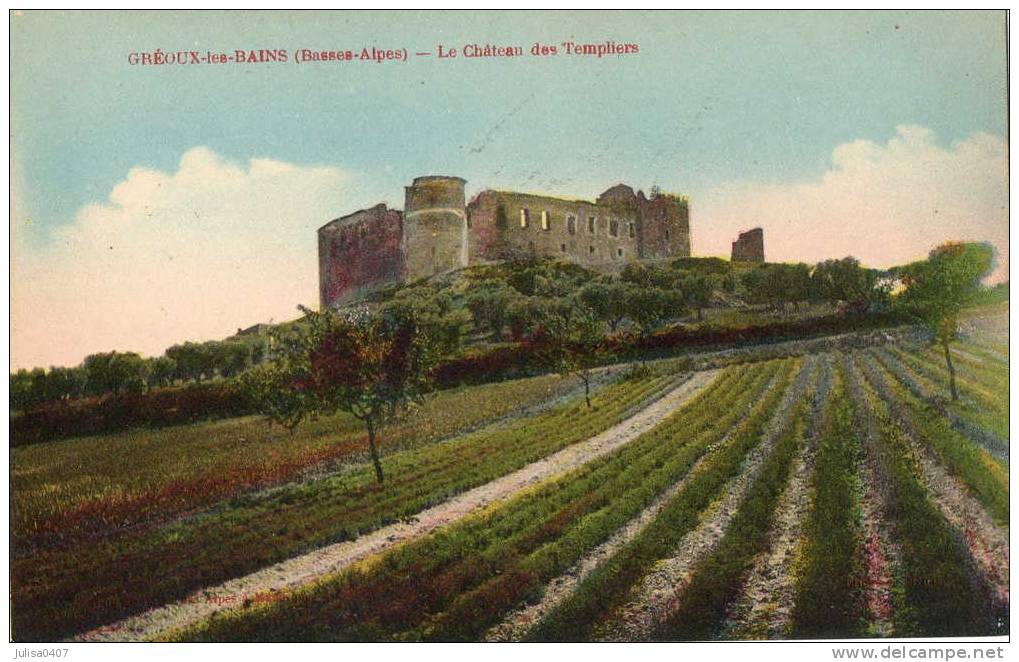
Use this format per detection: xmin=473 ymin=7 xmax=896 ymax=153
xmin=71 ymin=369 xmax=720 ymax=642
xmin=591 ymin=356 xmax=820 ymax=642
xmin=721 ymin=355 xmax=834 ymax=639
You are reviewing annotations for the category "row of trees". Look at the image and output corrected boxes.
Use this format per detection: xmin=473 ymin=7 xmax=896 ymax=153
xmin=10 ymin=336 xmax=269 ymax=412
xmin=464 ymin=256 xmax=887 ymax=344
xmin=243 ymin=241 xmax=996 ymax=487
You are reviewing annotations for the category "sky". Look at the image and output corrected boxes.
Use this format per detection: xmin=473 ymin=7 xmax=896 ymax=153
xmin=10 ymin=10 xmax=1009 ymax=370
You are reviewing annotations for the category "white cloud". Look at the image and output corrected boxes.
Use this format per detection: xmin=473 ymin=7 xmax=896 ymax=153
xmin=695 ymin=125 xmax=1008 ymax=282
xmin=11 ymin=147 xmax=360 ymax=369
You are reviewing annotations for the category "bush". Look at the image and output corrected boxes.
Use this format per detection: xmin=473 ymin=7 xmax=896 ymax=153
xmin=10 ymin=381 xmax=250 ymax=447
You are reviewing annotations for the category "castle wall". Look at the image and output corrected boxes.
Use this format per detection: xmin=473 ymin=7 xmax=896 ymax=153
xmin=319 ymin=176 xmax=696 ymax=309
xmin=403 ymin=176 xmax=468 ymax=281
xmin=467 ymin=190 xmax=641 ymax=269
xmin=731 ymin=227 xmax=765 ymax=262
xmin=636 ymin=194 xmax=691 ymax=260
xmin=318 ymin=204 xmax=405 ymax=309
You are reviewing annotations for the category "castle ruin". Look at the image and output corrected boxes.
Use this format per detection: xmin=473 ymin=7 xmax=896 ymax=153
xmin=731 ymin=227 xmax=765 ymax=263
xmin=319 ymin=176 xmax=692 ymax=309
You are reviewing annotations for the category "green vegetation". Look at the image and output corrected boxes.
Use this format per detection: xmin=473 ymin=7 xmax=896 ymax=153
xmin=850 ymin=357 xmax=996 ymax=636
xmin=527 ymin=358 xmax=801 ymax=641
xmin=11 ymin=372 xmax=572 ymax=548
xmin=12 ymin=371 xmax=675 ymax=641
xmin=178 ymin=360 xmax=783 ymax=641
xmin=791 ymin=364 xmax=867 ymax=638
xmin=884 ymin=345 xmax=1008 ymax=440
xmin=867 ymin=352 xmax=1008 ymax=526
xmin=896 ymin=241 xmax=995 ymax=400
xmin=655 ymin=392 xmax=811 ymax=640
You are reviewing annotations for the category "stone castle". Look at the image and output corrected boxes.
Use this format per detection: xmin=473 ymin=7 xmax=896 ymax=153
xmin=319 ymin=175 xmax=693 ymax=309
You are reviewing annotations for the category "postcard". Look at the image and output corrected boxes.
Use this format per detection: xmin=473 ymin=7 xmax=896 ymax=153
xmin=8 ymin=9 xmax=1010 ymax=653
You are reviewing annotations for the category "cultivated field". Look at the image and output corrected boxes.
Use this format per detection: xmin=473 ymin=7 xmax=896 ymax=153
xmin=10 ymin=311 xmax=1009 ymax=642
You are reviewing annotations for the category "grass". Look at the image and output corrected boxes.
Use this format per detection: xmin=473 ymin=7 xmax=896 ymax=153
xmin=12 ymin=370 xmax=677 ymax=641
xmin=791 ymin=363 xmax=868 ymax=638
xmin=177 ymin=361 xmax=777 ymax=641
xmin=884 ymin=345 xmax=1008 ymax=440
xmin=526 ymin=357 xmax=803 ymax=641
xmin=654 ymin=388 xmax=811 ymax=640
xmin=849 ymin=355 xmax=998 ymax=637
xmin=865 ymin=352 xmax=1008 ymax=527
xmin=11 ymin=371 xmax=575 ymax=548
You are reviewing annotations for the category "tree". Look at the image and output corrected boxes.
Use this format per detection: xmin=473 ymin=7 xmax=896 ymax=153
xmin=811 ymin=257 xmax=883 ymax=312
xmin=239 ymin=361 xmax=308 ymax=434
xmin=506 ymin=296 xmax=553 ymax=340
xmin=627 ymin=286 xmax=684 ymax=337
xmin=465 ymin=281 xmax=518 ymax=341
xmin=245 ymin=305 xmax=441 ymax=483
xmin=146 ymin=356 xmax=177 ymax=389
xmin=897 ymin=242 xmax=994 ymax=401
xmin=579 ymin=280 xmax=631 ymax=332
xmin=82 ymin=351 xmax=149 ymax=396
xmin=678 ymin=274 xmax=715 ymax=321
xmin=533 ymin=300 xmax=605 ymax=409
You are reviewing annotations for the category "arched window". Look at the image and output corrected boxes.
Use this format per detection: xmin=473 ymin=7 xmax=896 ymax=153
xmin=520 ymin=208 xmax=530 ymax=228
xmin=541 ymin=210 xmax=551 ymax=231
xmin=567 ymin=215 xmax=576 ymax=235
xmin=609 ymin=219 xmax=619 ymax=237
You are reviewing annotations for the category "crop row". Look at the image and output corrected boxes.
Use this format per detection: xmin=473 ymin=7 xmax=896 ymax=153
xmin=868 ymin=351 xmax=1008 ymax=526
xmin=178 ymin=360 xmax=790 ymax=641
xmin=653 ymin=380 xmax=812 ymax=640
xmin=12 ymin=371 xmax=575 ymax=549
xmin=884 ymin=345 xmax=1007 ymax=440
xmin=790 ymin=361 xmax=868 ymax=637
xmin=846 ymin=355 xmax=997 ymax=636
xmin=12 ymin=370 xmax=676 ymax=641
xmin=527 ymin=359 xmax=803 ymax=641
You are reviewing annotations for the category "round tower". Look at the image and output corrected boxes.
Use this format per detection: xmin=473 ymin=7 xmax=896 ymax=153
xmin=402 ymin=175 xmax=468 ymax=281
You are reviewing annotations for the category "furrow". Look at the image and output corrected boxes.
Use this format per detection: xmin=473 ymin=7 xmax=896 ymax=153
xmin=592 ymin=355 xmax=820 ymax=642
xmin=720 ymin=354 xmax=835 ymax=639
xmin=70 ymin=369 xmax=719 ymax=642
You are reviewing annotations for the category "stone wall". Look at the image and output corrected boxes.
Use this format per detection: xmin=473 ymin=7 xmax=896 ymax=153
xmin=467 ymin=190 xmax=641 ymax=268
xmin=403 ymin=176 xmax=468 ymax=281
xmin=320 ymin=176 xmax=694 ymax=309
xmin=318 ymin=204 xmax=405 ymax=309
xmin=731 ymin=227 xmax=765 ymax=262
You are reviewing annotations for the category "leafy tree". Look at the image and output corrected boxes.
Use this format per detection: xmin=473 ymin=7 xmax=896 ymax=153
xmin=246 ymin=305 xmax=441 ymax=483
xmin=811 ymin=257 xmax=883 ymax=312
xmin=627 ymin=286 xmax=684 ymax=337
xmin=82 ymin=351 xmax=149 ymax=396
xmin=678 ymin=273 xmax=715 ymax=321
xmin=385 ymin=288 xmax=469 ymax=355
xmin=239 ymin=361 xmax=308 ymax=434
xmin=506 ymin=296 xmax=554 ymax=340
xmin=533 ymin=300 xmax=605 ymax=409
xmin=896 ymin=242 xmax=995 ymax=400
xmin=578 ymin=280 xmax=631 ymax=332
xmin=465 ymin=281 xmax=518 ymax=341
xmin=741 ymin=263 xmax=812 ymax=311
xmin=146 ymin=356 xmax=177 ymax=389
